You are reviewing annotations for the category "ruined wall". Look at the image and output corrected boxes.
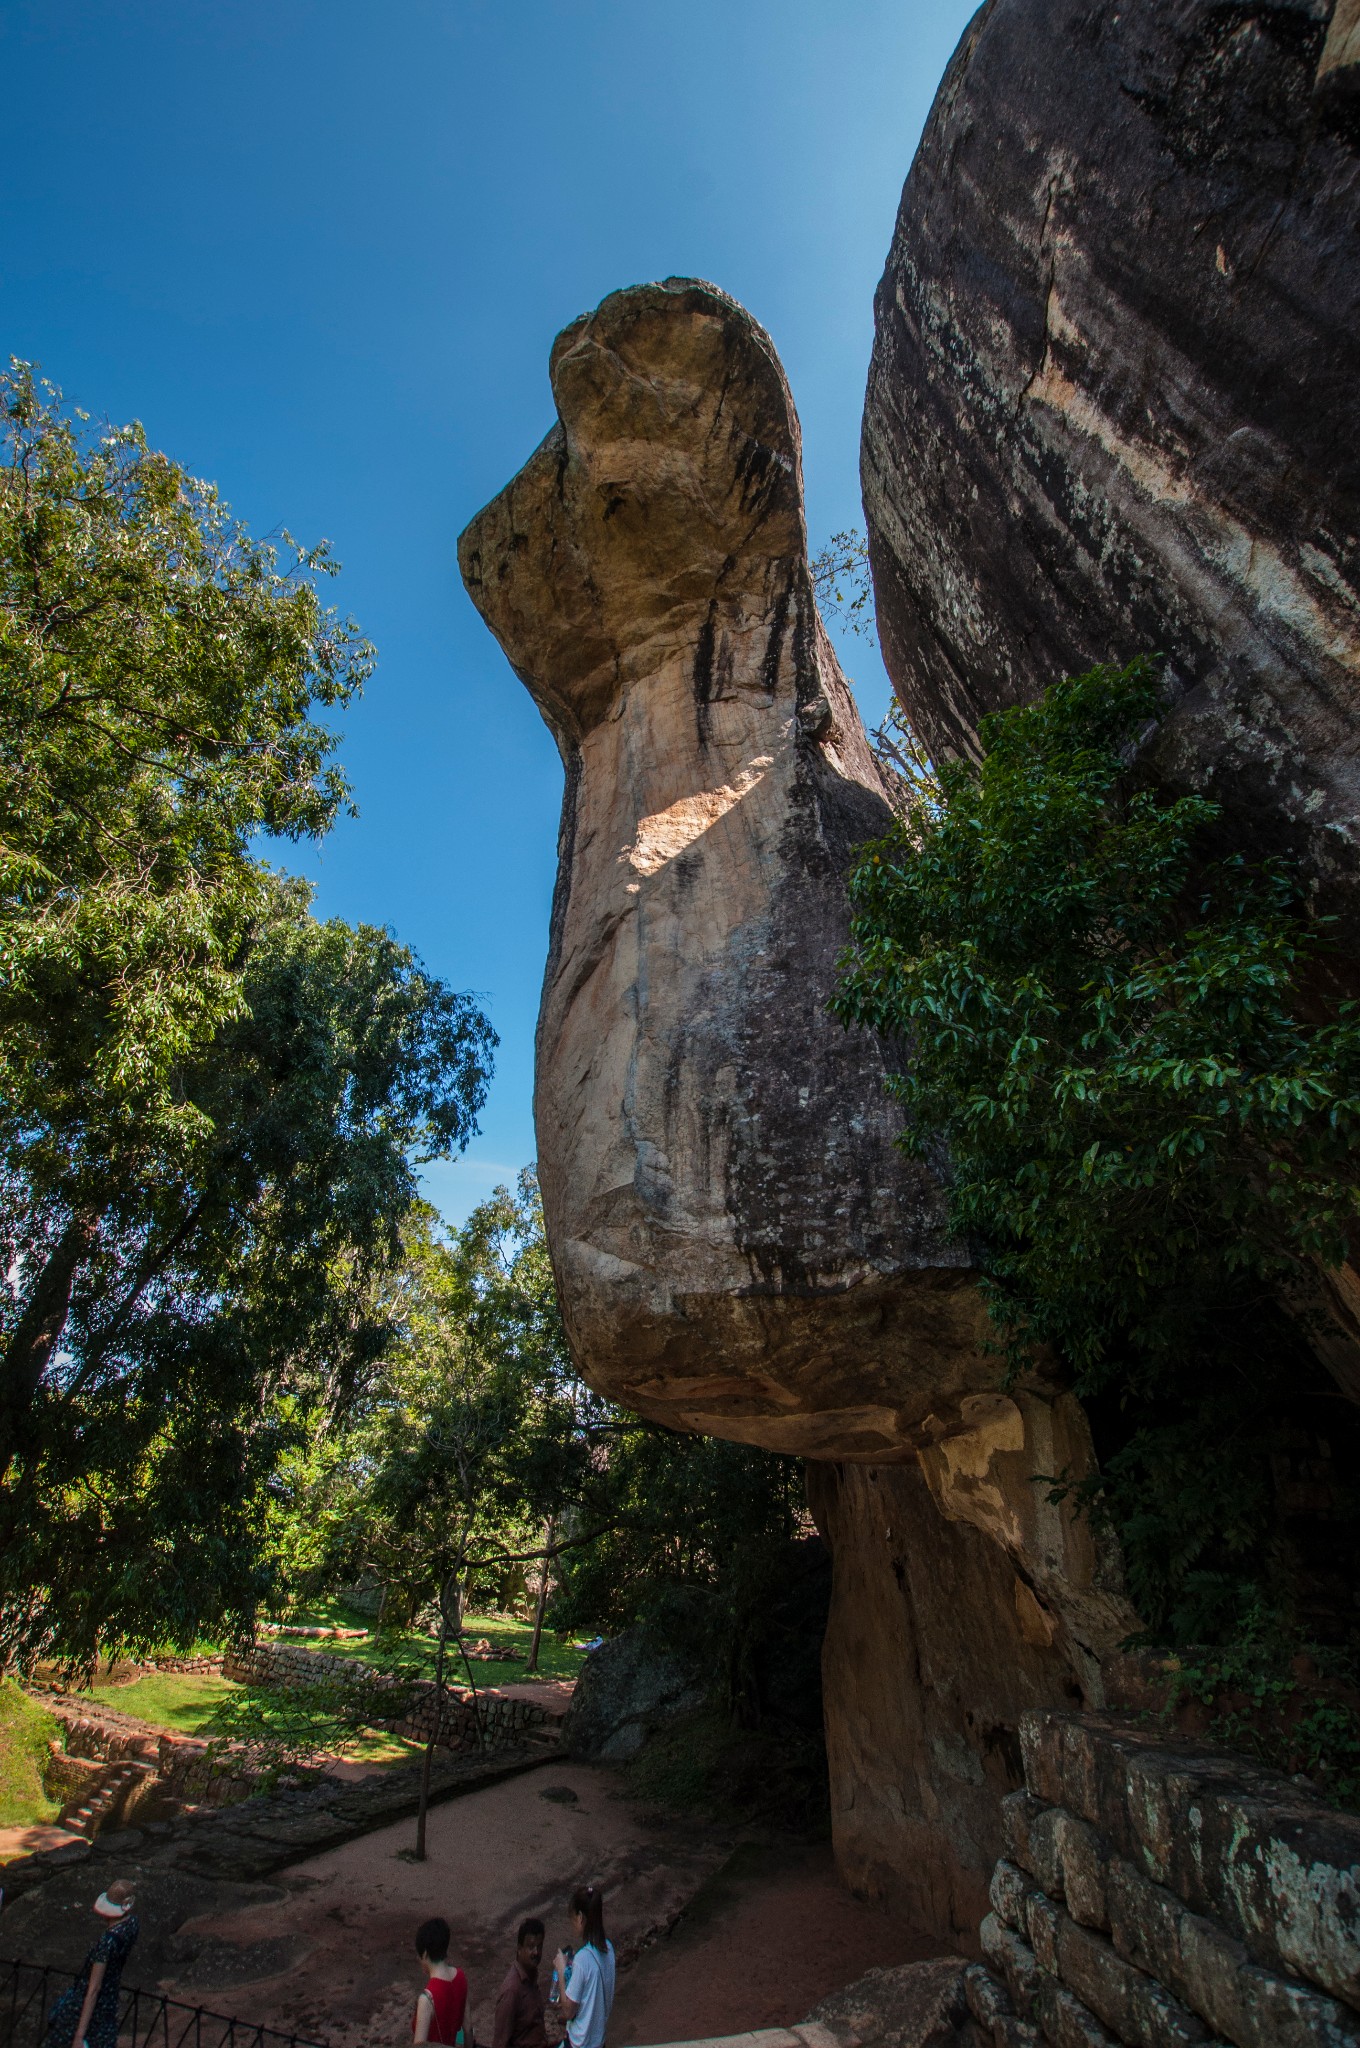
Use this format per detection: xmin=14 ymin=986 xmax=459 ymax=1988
xmin=222 ymin=1643 xmax=547 ymax=1751
xmin=967 ymin=1709 xmax=1360 ymax=2045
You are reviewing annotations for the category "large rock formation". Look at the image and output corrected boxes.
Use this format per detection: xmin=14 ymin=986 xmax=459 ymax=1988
xmin=459 ymin=280 xmax=1132 ymax=1936
xmin=862 ymin=0 xmax=1360 ymax=943
xmin=459 ymin=277 xmax=991 ymax=1465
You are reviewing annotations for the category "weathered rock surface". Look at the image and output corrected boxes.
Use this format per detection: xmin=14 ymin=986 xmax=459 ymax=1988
xmin=862 ymin=0 xmax=1360 ymax=943
xmin=972 ymin=1709 xmax=1360 ymax=2041
xmin=807 ymin=1459 xmax=1093 ymax=1946
xmin=804 ymin=1957 xmax=971 ymax=2047
xmin=560 ymin=1624 xmax=708 ymax=1763
xmin=459 ymin=277 xmax=998 ymax=1465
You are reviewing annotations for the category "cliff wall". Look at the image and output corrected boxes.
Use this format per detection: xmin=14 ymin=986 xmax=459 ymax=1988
xmin=861 ymin=0 xmax=1360 ymax=943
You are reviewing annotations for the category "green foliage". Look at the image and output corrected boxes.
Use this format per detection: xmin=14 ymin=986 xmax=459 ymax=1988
xmin=836 ymin=659 xmax=1360 ymax=1648
xmin=0 ymin=361 xmax=368 ymax=1148
xmin=549 ymin=1428 xmax=804 ymax=1644
xmin=267 ymin=1175 xmax=582 ymax=1633
xmin=270 ymin=1171 xmax=810 ymax=1736
xmin=810 ymin=528 xmax=876 ymax=642
xmin=0 ymin=1677 xmax=59 ymax=1826
xmin=0 ymin=366 xmax=496 ymax=1670
xmin=1160 ymin=1613 xmax=1360 ymax=1808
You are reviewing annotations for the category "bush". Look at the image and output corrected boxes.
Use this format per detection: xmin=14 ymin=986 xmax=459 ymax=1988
xmin=836 ymin=661 xmax=1360 ymax=1790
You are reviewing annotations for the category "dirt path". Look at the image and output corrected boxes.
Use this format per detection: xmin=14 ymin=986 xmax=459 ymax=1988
xmin=159 ymin=1759 xmax=734 ymax=2046
xmin=609 ymin=1841 xmax=945 ymax=2047
xmin=154 ymin=1761 xmax=940 ymax=2048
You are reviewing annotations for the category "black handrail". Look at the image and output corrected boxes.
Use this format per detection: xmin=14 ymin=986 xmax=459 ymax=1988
xmin=0 ymin=1955 xmax=330 ymax=2047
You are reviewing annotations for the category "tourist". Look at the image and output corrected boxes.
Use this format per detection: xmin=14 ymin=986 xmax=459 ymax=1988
xmin=493 ymin=1916 xmax=548 ymax=2048
xmin=413 ymin=1916 xmax=469 ymax=2046
xmin=43 ymin=1879 xmax=139 ymax=2048
xmin=552 ymin=1885 xmax=614 ymax=2048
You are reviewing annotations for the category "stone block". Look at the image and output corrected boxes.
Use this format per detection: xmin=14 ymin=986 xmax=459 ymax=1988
xmin=1020 ymin=1711 xmax=1360 ymax=2009
xmin=961 ymin=1968 xmax=1041 ymax=2048
xmin=1107 ymin=1855 xmax=1360 ymax=2048
xmin=1001 ymin=1792 xmax=1046 ymax=1877
xmin=802 ymin=1959 xmax=969 ymax=2048
xmin=980 ymin=1912 xmax=1040 ymax=2019
xmin=1054 ymin=1911 xmax=1207 ymax=2045
xmin=1035 ymin=1982 xmax=1120 ymax=2048
xmin=989 ymin=1859 xmax=1035 ymax=1934
xmin=1053 ymin=1809 xmax=1109 ymax=1931
xmin=1023 ymin=1889 xmax=1060 ymax=1978
xmin=963 ymin=1963 xmax=1014 ymax=2030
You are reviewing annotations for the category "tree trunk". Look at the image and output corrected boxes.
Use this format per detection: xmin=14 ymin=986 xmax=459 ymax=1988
xmin=413 ymin=1565 xmax=459 ymax=1861
xmin=527 ymin=1517 xmax=555 ymax=1675
xmin=0 ymin=1215 xmax=94 ymax=1479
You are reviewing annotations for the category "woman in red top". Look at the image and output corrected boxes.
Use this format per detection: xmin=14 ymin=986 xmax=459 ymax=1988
xmin=414 ymin=1917 xmax=469 ymax=2045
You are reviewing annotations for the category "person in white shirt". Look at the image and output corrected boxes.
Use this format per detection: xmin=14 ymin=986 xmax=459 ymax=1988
xmin=552 ymin=1884 xmax=615 ymax=2048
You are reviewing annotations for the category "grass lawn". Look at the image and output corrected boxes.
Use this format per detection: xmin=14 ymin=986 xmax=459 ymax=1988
xmin=82 ymin=1669 xmax=239 ymax=1735
xmin=78 ymin=1669 xmax=418 ymax=1767
xmin=62 ymin=1609 xmax=590 ymax=1773
xmin=285 ymin=1605 xmax=592 ymax=1688
xmin=0 ymin=1679 xmax=60 ymax=1827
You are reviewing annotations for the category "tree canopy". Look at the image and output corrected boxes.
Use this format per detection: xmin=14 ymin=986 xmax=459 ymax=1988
xmin=0 ymin=364 xmax=495 ymax=1668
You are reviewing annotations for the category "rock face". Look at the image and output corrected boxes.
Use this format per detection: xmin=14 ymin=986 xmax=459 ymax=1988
xmin=804 ymin=1958 xmax=971 ymax=2048
xmin=807 ymin=1459 xmax=1090 ymax=1945
xmin=560 ymin=1625 xmax=708 ymax=1763
xmin=862 ymin=0 xmax=1360 ymax=943
xmin=459 ymin=278 xmax=993 ymax=1464
xmin=460 ymin=278 xmax=1133 ymax=1941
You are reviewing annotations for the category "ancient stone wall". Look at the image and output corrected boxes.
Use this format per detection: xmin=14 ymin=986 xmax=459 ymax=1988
xmin=222 ymin=1643 xmax=548 ymax=1751
xmin=964 ymin=1709 xmax=1360 ymax=2046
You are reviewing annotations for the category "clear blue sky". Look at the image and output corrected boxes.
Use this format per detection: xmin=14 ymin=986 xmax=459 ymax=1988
xmin=2 ymin=0 xmax=974 ymax=1222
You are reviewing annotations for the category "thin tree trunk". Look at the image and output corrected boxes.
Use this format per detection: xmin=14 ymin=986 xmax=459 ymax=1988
xmin=413 ymin=1566 xmax=458 ymax=1861
xmin=527 ymin=1517 xmax=555 ymax=1675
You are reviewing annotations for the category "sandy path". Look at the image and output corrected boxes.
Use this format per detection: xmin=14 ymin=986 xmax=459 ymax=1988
xmin=609 ymin=1842 xmax=945 ymax=2046
xmin=161 ymin=1760 xmax=735 ymax=2047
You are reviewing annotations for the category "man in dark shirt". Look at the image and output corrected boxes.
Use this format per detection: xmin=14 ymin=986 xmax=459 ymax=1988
xmin=494 ymin=1917 xmax=549 ymax=2048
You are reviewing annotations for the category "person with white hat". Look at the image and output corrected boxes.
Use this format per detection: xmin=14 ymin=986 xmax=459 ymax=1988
xmin=43 ymin=1878 xmax=139 ymax=2047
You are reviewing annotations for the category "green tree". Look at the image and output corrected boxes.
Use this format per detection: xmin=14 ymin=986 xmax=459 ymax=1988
xmin=0 ymin=366 xmax=496 ymax=1667
xmin=1 ymin=883 xmax=494 ymax=1668
xmin=273 ymin=1176 xmax=587 ymax=1634
xmin=835 ymin=658 xmax=1360 ymax=1646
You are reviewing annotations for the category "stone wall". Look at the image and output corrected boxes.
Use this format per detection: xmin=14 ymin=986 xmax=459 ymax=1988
xmin=222 ymin=1643 xmax=548 ymax=1751
xmin=963 ymin=1709 xmax=1360 ymax=2046
xmin=41 ymin=1694 xmax=261 ymax=1807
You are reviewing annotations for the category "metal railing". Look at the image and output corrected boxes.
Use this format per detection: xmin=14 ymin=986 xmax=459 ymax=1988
xmin=0 ymin=1957 xmax=330 ymax=2048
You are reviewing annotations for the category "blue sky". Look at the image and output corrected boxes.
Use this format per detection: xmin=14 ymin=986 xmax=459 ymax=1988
xmin=2 ymin=0 xmax=975 ymax=1222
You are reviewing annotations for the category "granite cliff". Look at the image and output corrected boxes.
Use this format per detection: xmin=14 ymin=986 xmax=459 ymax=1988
xmin=861 ymin=0 xmax=1360 ymax=947
xmin=459 ymin=0 xmax=1360 ymax=1955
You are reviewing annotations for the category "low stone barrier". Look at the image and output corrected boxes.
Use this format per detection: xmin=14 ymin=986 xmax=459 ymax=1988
xmin=963 ymin=1708 xmax=1360 ymax=2046
xmin=222 ymin=1642 xmax=549 ymax=1751
xmin=41 ymin=1695 xmax=262 ymax=1807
